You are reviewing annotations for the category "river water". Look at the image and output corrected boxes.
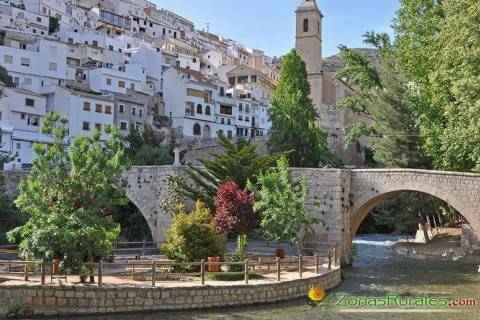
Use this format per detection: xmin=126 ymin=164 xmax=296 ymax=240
xmin=67 ymin=235 xmax=480 ymax=320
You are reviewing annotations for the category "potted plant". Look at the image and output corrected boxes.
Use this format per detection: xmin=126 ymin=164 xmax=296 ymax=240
xmin=207 ymin=256 xmax=221 ymax=272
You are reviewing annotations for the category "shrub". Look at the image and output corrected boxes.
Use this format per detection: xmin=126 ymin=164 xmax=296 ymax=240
xmin=226 ymin=234 xmax=248 ymax=272
xmin=162 ymin=201 xmax=225 ymax=265
xmin=214 ymin=181 xmax=256 ymax=237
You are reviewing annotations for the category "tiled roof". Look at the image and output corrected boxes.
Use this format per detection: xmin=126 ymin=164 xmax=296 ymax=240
xmin=176 ymin=67 xmax=216 ymax=87
xmin=8 ymin=87 xmax=44 ymax=97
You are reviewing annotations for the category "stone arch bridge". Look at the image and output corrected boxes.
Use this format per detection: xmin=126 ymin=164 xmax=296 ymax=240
xmin=124 ymin=167 xmax=480 ymax=260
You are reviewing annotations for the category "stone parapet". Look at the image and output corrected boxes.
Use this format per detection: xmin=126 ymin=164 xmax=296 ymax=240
xmin=0 ymin=268 xmax=341 ymax=317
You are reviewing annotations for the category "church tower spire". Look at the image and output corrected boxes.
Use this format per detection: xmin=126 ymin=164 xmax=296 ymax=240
xmin=295 ymin=0 xmax=323 ymax=111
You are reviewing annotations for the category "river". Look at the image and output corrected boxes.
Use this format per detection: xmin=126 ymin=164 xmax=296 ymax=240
xmin=58 ymin=235 xmax=480 ymax=320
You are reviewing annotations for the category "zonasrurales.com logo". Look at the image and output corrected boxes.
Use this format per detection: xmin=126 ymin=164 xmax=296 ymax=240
xmin=334 ymin=293 xmax=478 ymax=308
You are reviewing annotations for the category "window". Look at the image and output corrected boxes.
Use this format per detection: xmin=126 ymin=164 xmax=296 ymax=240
xmin=95 ymin=123 xmax=102 ymax=131
xmin=118 ymin=81 xmax=125 ymax=88
xmin=21 ymin=113 xmax=26 ymax=120
xmin=106 ymin=78 xmax=112 ymax=85
xmin=303 ymin=19 xmax=309 ymax=33
xmin=48 ymin=62 xmax=57 ymax=71
xmin=251 ymin=75 xmax=257 ymax=83
xmin=239 ymin=103 xmax=243 ymax=112
xmin=139 ymin=109 xmax=143 ymax=117
xmin=132 ymin=107 xmax=136 ymax=115
xmin=31 ymin=116 xmax=39 ymax=126
xmin=16 ymin=143 xmax=21 ymax=150
xmin=239 ymin=116 xmax=243 ymax=121
xmin=82 ymin=122 xmax=90 ymax=131
xmin=193 ymin=123 xmax=201 ymax=136
xmin=120 ymin=122 xmax=127 ymax=130
xmin=25 ymin=98 xmax=34 ymax=107
xmin=220 ymin=105 xmax=233 ymax=115
xmin=105 ymin=105 xmax=112 ymax=114
xmin=4 ymin=55 xmax=12 ymax=64
xmin=21 ymin=58 xmax=30 ymax=66
xmin=95 ymin=104 xmax=102 ymax=113
xmin=245 ymin=117 xmax=250 ymax=122
xmin=227 ymin=119 xmax=231 ymax=125
xmin=130 ymin=83 xmax=135 ymax=90
xmin=196 ymin=104 xmax=203 ymax=114
xmin=83 ymin=102 xmax=91 ymax=111
xmin=119 ymin=104 xmax=125 ymax=113
xmin=93 ymin=40 xmax=98 ymax=47
xmin=205 ymin=105 xmax=211 ymax=115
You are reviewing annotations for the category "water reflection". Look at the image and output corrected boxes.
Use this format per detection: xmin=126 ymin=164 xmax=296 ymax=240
xmin=53 ymin=235 xmax=480 ymax=320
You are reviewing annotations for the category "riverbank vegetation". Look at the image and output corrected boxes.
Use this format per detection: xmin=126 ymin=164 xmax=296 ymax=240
xmin=337 ymin=0 xmax=480 ymax=235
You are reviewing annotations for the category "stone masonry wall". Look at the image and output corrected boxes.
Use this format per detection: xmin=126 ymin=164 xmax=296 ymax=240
xmin=0 ymin=269 xmax=341 ymax=317
xmin=0 ymin=171 xmax=28 ymax=197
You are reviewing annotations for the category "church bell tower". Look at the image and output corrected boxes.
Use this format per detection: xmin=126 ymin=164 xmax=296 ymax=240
xmin=295 ymin=0 xmax=323 ymax=111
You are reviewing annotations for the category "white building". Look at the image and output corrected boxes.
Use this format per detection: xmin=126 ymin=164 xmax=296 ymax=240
xmin=46 ymin=84 xmax=114 ymax=141
xmin=0 ymin=4 xmax=49 ymax=36
xmin=88 ymin=64 xmax=147 ymax=95
xmin=0 ymin=85 xmax=53 ymax=170
xmin=163 ymin=67 xmax=232 ymax=141
xmin=0 ymin=33 xmax=73 ymax=93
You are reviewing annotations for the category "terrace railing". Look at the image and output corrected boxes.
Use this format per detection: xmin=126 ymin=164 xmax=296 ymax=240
xmin=0 ymin=246 xmax=338 ymax=287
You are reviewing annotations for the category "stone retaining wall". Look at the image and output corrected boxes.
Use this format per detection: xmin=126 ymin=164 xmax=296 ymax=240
xmin=0 ymin=268 xmax=340 ymax=317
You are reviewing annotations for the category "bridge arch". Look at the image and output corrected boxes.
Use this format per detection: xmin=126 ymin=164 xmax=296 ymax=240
xmin=347 ymin=169 xmax=480 ymax=261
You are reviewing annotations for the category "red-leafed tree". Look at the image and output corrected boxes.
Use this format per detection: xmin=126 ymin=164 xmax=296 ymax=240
xmin=214 ymin=181 xmax=256 ymax=237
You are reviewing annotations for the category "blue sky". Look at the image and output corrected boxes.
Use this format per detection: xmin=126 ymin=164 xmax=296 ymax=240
xmin=152 ymin=0 xmax=400 ymax=57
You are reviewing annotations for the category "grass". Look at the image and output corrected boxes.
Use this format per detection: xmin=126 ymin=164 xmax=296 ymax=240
xmin=205 ymin=273 xmax=265 ymax=281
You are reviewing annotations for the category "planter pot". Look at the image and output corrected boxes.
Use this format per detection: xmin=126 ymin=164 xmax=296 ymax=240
xmin=208 ymin=257 xmax=221 ymax=272
xmin=275 ymin=248 xmax=286 ymax=259
xmin=52 ymin=259 xmax=60 ymax=274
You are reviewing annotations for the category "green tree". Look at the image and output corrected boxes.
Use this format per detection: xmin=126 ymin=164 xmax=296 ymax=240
xmin=394 ymin=0 xmax=480 ymax=172
xmin=161 ymin=201 xmax=225 ymax=265
xmin=8 ymin=112 xmax=129 ymax=276
xmin=0 ymin=175 xmax=23 ymax=244
xmin=131 ymin=145 xmax=173 ymax=166
xmin=394 ymin=0 xmax=446 ymax=170
xmin=248 ymin=157 xmax=322 ymax=245
xmin=125 ymin=125 xmax=172 ymax=166
xmin=268 ymin=49 xmax=333 ymax=168
xmin=336 ymin=33 xmax=430 ymax=168
xmin=178 ymin=134 xmax=277 ymax=210
xmin=0 ymin=64 xmax=14 ymax=87
xmin=428 ymin=0 xmax=480 ymax=171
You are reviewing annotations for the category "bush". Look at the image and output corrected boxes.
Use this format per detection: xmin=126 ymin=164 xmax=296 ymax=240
xmin=226 ymin=234 xmax=248 ymax=272
xmin=162 ymin=201 xmax=225 ymax=265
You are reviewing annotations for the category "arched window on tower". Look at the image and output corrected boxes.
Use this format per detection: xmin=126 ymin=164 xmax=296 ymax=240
xmin=197 ymin=104 xmax=203 ymax=114
xmin=303 ymin=19 xmax=309 ymax=33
